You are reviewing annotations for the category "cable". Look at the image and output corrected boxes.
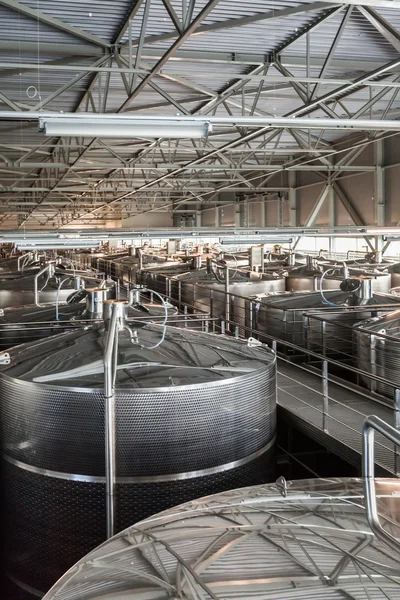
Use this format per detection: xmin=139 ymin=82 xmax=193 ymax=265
xmin=139 ymin=288 xmax=168 ymax=350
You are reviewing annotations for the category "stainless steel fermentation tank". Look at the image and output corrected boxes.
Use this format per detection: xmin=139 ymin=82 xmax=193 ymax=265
xmin=354 ymin=311 xmax=400 ymax=397
xmin=348 ymin=268 xmax=392 ymax=293
xmin=42 ymin=476 xmax=400 ymax=600
xmin=0 ymin=287 xmax=171 ymax=350
xmin=140 ymin=266 xmax=285 ymax=333
xmin=0 ymin=267 xmax=83 ymax=308
xmin=0 ymin=324 xmax=276 ymax=596
xmin=252 ymin=285 xmax=399 ymax=359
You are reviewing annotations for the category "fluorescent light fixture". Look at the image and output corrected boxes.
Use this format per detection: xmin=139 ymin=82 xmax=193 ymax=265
xmin=39 ymin=117 xmax=212 ymax=139
xmin=383 ymin=235 xmax=400 ymax=242
xmin=220 ymin=237 xmax=293 ymax=245
xmin=16 ymin=239 xmax=101 ymax=250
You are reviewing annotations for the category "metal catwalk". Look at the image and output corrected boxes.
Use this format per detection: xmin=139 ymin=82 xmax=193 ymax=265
xmin=276 ymin=358 xmax=399 ymax=477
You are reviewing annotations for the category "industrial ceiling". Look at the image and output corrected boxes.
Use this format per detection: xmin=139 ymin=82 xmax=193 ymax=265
xmin=0 ymin=0 xmax=400 ymax=229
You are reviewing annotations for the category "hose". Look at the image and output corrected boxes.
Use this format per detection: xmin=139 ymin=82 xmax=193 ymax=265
xmin=60 ymin=257 xmax=76 ymax=276
xmin=55 ymin=277 xmax=72 ymax=321
xmin=139 ymin=288 xmax=168 ymax=350
xmin=319 ymin=268 xmax=340 ymax=307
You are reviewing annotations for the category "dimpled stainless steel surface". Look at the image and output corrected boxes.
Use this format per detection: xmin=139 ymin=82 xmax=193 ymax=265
xmin=43 ymin=477 xmax=400 ymax=600
xmin=0 ymin=325 xmax=276 ymax=596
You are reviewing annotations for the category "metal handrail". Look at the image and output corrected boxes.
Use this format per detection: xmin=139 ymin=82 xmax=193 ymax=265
xmin=362 ymin=415 xmax=400 ymax=554
xmin=83 ymin=262 xmax=400 ymax=395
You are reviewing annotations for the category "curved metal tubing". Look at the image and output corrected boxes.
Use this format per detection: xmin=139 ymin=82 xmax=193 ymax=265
xmin=362 ymin=415 xmax=400 ymax=554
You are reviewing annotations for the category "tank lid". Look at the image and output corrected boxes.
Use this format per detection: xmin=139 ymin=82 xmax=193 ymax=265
xmin=0 ymin=325 xmax=274 ymax=389
xmin=42 ymin=477 xmax=400 ymax=600
xmin=253 ymin=290 xmax=399 ymax=309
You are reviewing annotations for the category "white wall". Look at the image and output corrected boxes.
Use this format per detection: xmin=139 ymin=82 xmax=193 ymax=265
xmin=122 ymin=213 xmax=173 ymax=228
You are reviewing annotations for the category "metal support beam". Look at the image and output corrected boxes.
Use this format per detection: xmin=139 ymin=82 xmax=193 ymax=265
xmin=305 ymin=184 xmax=330 ymax=227
xmin=311 ymin=5 xmax=353 ymax=100
xmin=118 ymin=0 xmax=221 ymax=112
xmin=357 ymin=6 xmax=400 ymax=53
xmin=375 ymin=139 xmax=385 ymax=227
xmin=0 ymin=0 xmax=111 ymax=48
xmin=289 ymin=171 xmax=297 ymax=227
xmin=121 ymin=2 xmax=336 ymax=49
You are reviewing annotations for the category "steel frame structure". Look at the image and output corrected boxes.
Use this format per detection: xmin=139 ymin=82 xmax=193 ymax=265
xmin=0 ymin=1 xmax=398 ymax=229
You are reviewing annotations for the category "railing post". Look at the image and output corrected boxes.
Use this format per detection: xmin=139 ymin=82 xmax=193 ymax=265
xmin=183 ymin=304 xmax=188 ymax=328
xmin=322 ymin=360 xmax=329 ymax=433
xmin=370 ymin=334 xmax=377 ymax=393
xmin=249 ymin=301 xmax=253 ymax=337
xmin=221 ymin=319 xmax=226 ymax=335
xmin=322 ymin=320 xmax=326 ymax=357
xmin=234 ymin=325 xmax=239 ymax=339
xmin=395 ymin=388 xmax=400 ymax=476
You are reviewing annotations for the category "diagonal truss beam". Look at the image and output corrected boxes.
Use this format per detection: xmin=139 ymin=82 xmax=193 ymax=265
xmin=120 ymin=2 xmax=336 ymax=48
xmin=117 ymin=0 xmax=222 ymax=112
xmin=357 ymin=5 xmax=400 ymax=53
xmin=311 ymin=5 xmax=353 ymax=100
xmin=0 ymin=0 xmax=111 ymax=48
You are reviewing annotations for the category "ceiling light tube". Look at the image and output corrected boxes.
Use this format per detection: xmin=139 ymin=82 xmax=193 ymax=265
xmin=39 ymin=118 xmax=212 ymax=139
xmin=220 ymin=237 xmax=293 ymax=245
xmin=16 ymin=240 xmax=101 ymax=249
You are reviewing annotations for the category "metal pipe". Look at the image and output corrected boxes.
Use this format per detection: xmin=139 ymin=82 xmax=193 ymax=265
xmin=17 ymin=253 xmax=30 ymax=272
xmin=225 ymin=264 xmax=230 ymax=331
xmin=354 ymin=277 xmax=373 ymax=303
xmin=104 ymin=303 xmax=119 ymax=539
xmin=34 ymin=264 xmax=51 ymax=306
xmin=362 ymin=415 xmax=400 ymax=555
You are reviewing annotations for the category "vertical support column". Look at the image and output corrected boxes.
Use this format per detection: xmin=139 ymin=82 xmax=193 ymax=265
xmin=195 ymin=210 xmax=201 ymax=228
xmin=322 ymin=360 xmax=329 ymax=434
xmin=241 ymin=196 xmax=249 ymax=227
xmin=394 ymin=389 xmax=400 ymax=475
xmin=289 ymin=171 xmax=297 ymax=227
xmin=235 ymin=194 xmax=241 ymax=227
xmin=328 ymin=183 xmax=335 ymax=254
xmin=376 ymin=139 xmax=385 ymax=227
xmin=215 ymin=206 xmax=220 ymax=227
xmin=260 ymin=197 xmax=266 ymax=227
xmin=277 ymin=193 xmax=283 ymax=228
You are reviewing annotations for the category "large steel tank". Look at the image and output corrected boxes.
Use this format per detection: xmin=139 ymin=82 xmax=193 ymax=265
xmin=354 ymin=310 xmax=400 ymax=397
xmin=43 ymin=477 xmax=400 ymax=600
xmin=252 ymin=284 xmax=399 ymax=358
xmin=0 ymin=324 xmax=276 ymax=596
xmin=179 ymin=270 xmax=285 ymax=336
xmin=0 ymin=270 xmax=81 ymax=308
xmin=348 ymin=268 xmax=392 ymax=293
xmin=0 ymin=287 xmax=173 ymax=350
xmin=387 ymin=263 xmax=400 ymax=289
xmin=284 ymin=257 xmax=344 ymax=292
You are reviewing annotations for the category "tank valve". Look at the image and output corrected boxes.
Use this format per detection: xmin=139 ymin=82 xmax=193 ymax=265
xmin=0 ymin=352 xmax=10 ymax=365
xmin=276 ymin=475 xmax=292 ymax=498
